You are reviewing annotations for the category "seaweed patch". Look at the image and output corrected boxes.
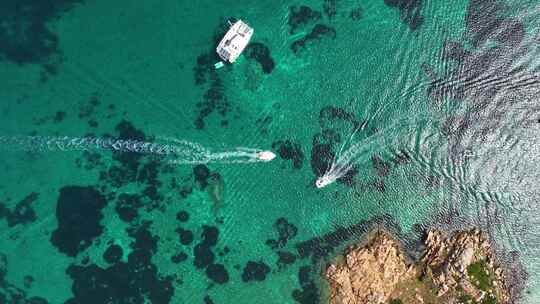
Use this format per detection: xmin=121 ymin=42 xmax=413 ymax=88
xmin=291 ymin=266 xmax=319 ymax=304
xmin=288 ymin=5 xmax=322 ymax=34
xmin=0 ymin=0 xmax=83 ymax=79
xmin=291 ymin=24 xmax=337 ymax=54
xmin=241 ymin=260 xmax=271 ymax=282
xmin=272 ymin=140 xmax=305 ymax=169
xmin=103 ymin=244 xmax=123 ymax=264
xmin=265 ymin=217 xmax=298 ymax=250
xmin=349 ymin=6 xmax=364 ymax=21
xmin=322 ymin=0 xmax=338 ymax=19
xmin=195 ymin=74 xmax=230 ymax=129
xmin=205 ymin=263 xmax=229 ymax=284
xmin=244 ymin=42 xmax=275 ymax=74
xmin=383 ymin=0 xmax=424 ymax=31
xmin=0 ymin=253 xmax=50 ymax=303
xmin=0 ymin=192 xmax=38 ymax=227
xmin=115 ymin=194 xmax=143 ymax=223
xmin=50 ymin=186 xmax=107 ymax=257
xmin=193 ymin=225 xmax=219 ymax=269
xmin=371 ymin=155 xmax=390 ymax=177
xmin=276 ymin=251 xmax=296 ymax=269
xmin=192 ymin=19 xmax=235 ymax=129
xmin=65 ymin=223 xmax=174 ymax=303
xmin=424 ymin=0 xmax=539 ymax=165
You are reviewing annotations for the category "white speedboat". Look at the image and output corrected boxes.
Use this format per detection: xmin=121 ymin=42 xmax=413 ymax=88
xmin=256 ymin=151 xmax=276 ymax=161
xmin=216 ymin=20 xmax=254 ymax=63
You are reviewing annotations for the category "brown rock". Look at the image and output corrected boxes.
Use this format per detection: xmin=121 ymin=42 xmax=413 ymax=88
xmin=324 ymin=228 xmax=513 ymax=304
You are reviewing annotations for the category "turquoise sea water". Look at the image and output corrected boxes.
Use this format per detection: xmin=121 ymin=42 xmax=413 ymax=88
xmin=0 ymin=0 xmax=539 ymax=303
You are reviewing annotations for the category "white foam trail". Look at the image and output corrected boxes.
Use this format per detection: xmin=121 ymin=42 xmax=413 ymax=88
xmin=315 ymin=113 xmax=426 ymax=188
xmin=0 ymin=136 xmax=275 ymax=165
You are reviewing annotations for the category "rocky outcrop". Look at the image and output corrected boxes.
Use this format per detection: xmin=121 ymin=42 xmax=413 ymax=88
xmin=422 ymin=228 xmax=510 ymax=303
xmin=325 ymin=231 xmax=416 ymax=304
xmin=324 ymin=229 xmax=512 ymax=304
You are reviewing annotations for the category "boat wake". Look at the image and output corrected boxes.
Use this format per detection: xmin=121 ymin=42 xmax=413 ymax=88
xmin=0 ymin=136 xmax=275 ymax=165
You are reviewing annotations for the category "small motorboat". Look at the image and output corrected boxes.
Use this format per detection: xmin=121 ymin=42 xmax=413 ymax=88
xmin=216 ymin=20 xmax=254 ymax=64
xmin=257 ymin=151 xmax=276 ymax=161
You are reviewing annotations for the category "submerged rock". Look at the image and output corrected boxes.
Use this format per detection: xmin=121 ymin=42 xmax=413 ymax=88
xmin=205 ymin=263 xmax=229 ymax=284
xmin=291 ymin=24 xmax=336 ymax=54
xmin=50 ymin=186 xmax=107 ymax=257
xmin=288 ymin=5 xmax=322 ymax=34
xmin=244 ymin=42 xmax=275 ymax=74
xmin=241 ymin=261 xmax=271 ymax=282
xmin=324 ymin=229 xmax=513 ymax=304
xmin=0 ymin=192 xmax=39 ymax=227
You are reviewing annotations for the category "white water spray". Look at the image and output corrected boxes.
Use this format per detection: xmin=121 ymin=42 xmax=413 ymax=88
xmin=315 ymin=100 xmax=424 ymax=188
xmin=0 ymin=136 xmax=276 ymax=164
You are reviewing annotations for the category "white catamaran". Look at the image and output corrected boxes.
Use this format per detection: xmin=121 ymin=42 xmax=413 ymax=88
xmin=215 ymin=20 xmax=254 ymax=68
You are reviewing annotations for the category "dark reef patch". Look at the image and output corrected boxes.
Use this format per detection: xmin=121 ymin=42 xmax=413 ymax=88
xmin=0 ymin=253 xmax=49 ymax=304
xmin=177 ymin=228 xmax=194 ymax=246
xmin=194 ymin=244 xmax=215 ymax=269
xmin=291 ymin=24 xmax=336 ymax=54
xmin=171 ymin=252 xmax=188 ymax=264
xmin=276 ymin=251 xmax=297 ymax=269
xmin=78 ymin=93 xmax=100 ymax=119
xmin=442 ymin=40 xmax=471 ymax=63
xmin=193 ymin=53 xmax=218 ymax=86
xmin=245 ymin=42 xmax=275 ymax=74
xmin=193 ymin=165 xmax=211 ymax=189
xmin=78 ymin=151 xmax=103 ymax=170
xmin=295 ymin=217 xmax=389 ymax=263
xmin=54 ymin=111 xmax=66 ymax=123
xmin=50 ymin=186 xmax=107 ymax=257
xmin=0 ymin=192 xmax=38 ymax=227
xmin=195 ymin=75 xmax=230 ymax=129
xmin=23 ymin=275 xmax=34 ymax=289
xmin=241 ymin=260 xmax=271 ymax=282
xmin=65 ymin=223 xmax=174 ymax=304
xmin=99 ymin=120 xmax=147 ymax=188
xmin=204 ymin=295 xmax=215 ymax=304
xmin=0 ymin=0 xmax=83 ymax=80
xmin=103 ymin=244 xmax=123 ymax=264
xmin=392 ymin=149 xmax=412 ymax=165
xmin=319 ymin=106 xmax=361 ymax=129
xmin=266 ymin=217 xmax=298 ymax=249
xmin=423 ymin=0 xmax=539 ymax=184
xmin=115 ymin=194 xmax=143 ymax=223
xmin=202 ymin=225 xmax=219 ymax=245
xmin=205 ymin=263 xmax=229 ymax=284
xmin=383 ymin=0 xmax=424 ymax=30
xmin=322 ymin=0 xmax=338 ymax=18
xmin=193 ymin=225 xmax=219 ymax=269
xmin=349 ymin=6 xmax=364 ymax=21
xmin=272 ymin=140 xmax=305 ymax=169
xmin=373 ymin=179 xmax=386 ymax=193
xmin=192 ymin=19 xmax=235 ymax=129
xmin=176 ymin=210 xmax=189 ymax=222
xmin=465 ymin=0 xmax=505 ymax=47
xmin=310 ymin=143 xmax=335 ymax=178
xmin=371 ymin=155 xmax=390 ymax=177
xmin=288 ymin=5 xmax=322 ymax=34
xmin=292 ymin=266 xmax=319 ymax=304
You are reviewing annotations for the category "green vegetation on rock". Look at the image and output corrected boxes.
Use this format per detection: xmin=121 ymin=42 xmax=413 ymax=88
xmin=467 ymin=260 xmax=493 ymax=291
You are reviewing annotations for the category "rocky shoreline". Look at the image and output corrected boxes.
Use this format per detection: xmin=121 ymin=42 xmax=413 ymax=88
xmin=324 ymin=229 xmax=512 ymax=304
